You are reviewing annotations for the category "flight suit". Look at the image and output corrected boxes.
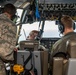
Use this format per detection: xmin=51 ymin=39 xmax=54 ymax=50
xmin=51 ymin=32 xmax=76 ymax=57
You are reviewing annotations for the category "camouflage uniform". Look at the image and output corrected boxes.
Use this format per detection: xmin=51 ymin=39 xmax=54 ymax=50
xmin=0 ymin=13 xmax=17 ymax=75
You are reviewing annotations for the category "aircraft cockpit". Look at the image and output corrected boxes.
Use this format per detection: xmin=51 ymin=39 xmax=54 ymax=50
xmin=0 ymin=0 xmax=76 ymax=75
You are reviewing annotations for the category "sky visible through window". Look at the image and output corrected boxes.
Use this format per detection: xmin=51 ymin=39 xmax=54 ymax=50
xmin=18 ymin=21 xmax=60 ymax=42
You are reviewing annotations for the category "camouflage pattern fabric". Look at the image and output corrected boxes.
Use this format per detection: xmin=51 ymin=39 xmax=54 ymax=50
xmin=0 ymin=13 xmax=17 ymax=75
xmin=0 ymin=60 xmax=6 ymax=75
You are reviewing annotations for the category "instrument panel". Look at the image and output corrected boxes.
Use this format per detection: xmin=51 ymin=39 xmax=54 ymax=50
xmin=40 ymin=38 xmax=60 ymax=51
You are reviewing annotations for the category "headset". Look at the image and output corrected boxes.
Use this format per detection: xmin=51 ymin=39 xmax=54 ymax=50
xmin=58 ymin=16 xmax=64 ymax=33
xmin=58 ymin=16 xmax=75 ymax=34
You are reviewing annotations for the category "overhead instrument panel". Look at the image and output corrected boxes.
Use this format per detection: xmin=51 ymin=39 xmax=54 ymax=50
xmin=19 ymin=0 xmax=76 ymax=22
xmin=38 ymin=0 xmax=76 ymax=21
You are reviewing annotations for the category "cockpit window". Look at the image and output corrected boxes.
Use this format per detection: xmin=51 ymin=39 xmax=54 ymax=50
xmin=16 ymin=8 xmax=23 ymax=24
xmin=18 ymin=21 xmax=60 ymax=42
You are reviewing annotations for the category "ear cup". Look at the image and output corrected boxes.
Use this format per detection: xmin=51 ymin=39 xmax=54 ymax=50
xmin=58 ymin=24 xmax=64 ymax=33
xmin=58 ymin=15 xmax=75 ymax=34
xmin=58 ymin=17 xmax=64 ymax=34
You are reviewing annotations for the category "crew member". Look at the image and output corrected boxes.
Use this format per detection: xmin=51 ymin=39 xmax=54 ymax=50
xmin=51 ymin=15 xmax=76 ymax=57
xmin=27 ymin=30 xmax=47 ymax=51
xmin=0 ymin=3 xmax=17 ymax=75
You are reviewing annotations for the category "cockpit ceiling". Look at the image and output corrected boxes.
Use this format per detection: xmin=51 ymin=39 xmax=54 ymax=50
xmin=0 ymin=0 xmax=31 ymax=7
xmin=38 ymin=0 xmax=76 ymax=4
xmin=0 ymin=0 xmax=76 ymax=21
xmin=0 ymin=0 xmax=17 ymax=6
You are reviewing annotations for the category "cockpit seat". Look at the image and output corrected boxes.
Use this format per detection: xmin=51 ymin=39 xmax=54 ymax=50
xmin=52 ymin=38 xmax=76 ymax=75
xmin=66 ymin=58 xmax=76 ymax=75
xmin=52 ymin=57 xmax=64 ymax=75
xmin=66 ymin=39 xmax=76 ymax=58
